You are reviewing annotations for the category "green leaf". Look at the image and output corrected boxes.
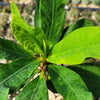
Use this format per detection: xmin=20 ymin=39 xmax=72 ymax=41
xmin=0 ymin=58 xmax=40 ymax=93
xmin=0 ymin=86 xmax=9 ymax=100
xmin=69 ymin=63 xmax=100 ymax=98
xmin=34 ymin=0 xmax=41 ymax=28
xmin=64 ymin=18 xmax=94 ymax=38
xmin=16 ymin=76 xmax=48 ymax=100
xmin=10 ymin=1 xmax=21 ymax=17
xmin=47 ymin=27 xmax=100 ymax=65
xmin=11 ymin=1 xmax=47 ymax=56
xmin=39 ymin=0 xmax=66 ymax=48
xmin=48 ymin=64 xmax=93 ymax=100
xmin=0 ymin=38 xmax=34 ymax=60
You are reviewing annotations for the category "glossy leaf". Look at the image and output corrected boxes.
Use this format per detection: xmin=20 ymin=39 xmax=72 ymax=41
xmin=0 ymin=38 xmax=34 ymax=60
xmin=48 ymin=64 xmax=93 ymax=100
xmin=39 ymin=0 xmax=66 ymax=48
xmin=69 ymin=63 xmax=100 ymax=98
xmin=64 ymin=18 xmax=94 ymax=38
xmin=34 ymin=0 xmax=40 ymax=28
xmin=16 ymin=76 xmax=48 ymax=100
xmin=0 ymin=58 xmax=40 ymax=96
xmin=11 ymin=1 xmax=47 ymax=56
xmin=48 ymin=27 xmax=100 ymax=65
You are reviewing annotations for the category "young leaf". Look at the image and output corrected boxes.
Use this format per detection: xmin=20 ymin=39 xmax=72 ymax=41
xmin=34 ymin=0 xmax=41 ymax=28
xmin=16 ymin=76 xmax=48 ymax=100
xmin=10 ymin=1 xmax=21 ymax=17
xmin=0 ymin=58 xmax=40 ymax=93
xmin=0 ymin=86 xmax=9 ymax=100
xmin=39 ymin=0 xmax=66 ymax=48
xmin=48 ymin=64 xmax=93 ymax=100
xmin=0 ymin=38 xmax=34 ymax=60
xmin=11 ymin=1 xmax=47 ymax=56
xmin=69 ymin=63 xmax=100 ymax=98
xmin=63 ymin=18 xmax=94 ymax=38
xmin=47 ymin=27 xmax=100 ymax=65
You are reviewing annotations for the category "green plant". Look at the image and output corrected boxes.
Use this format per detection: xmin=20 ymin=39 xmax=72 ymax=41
xmin=0 ymin=1 xmax=100 ymax=100
xmin=63 ymin=18 xmax=94 ymax=37
xmin=92 ymin=0 xmax=100 ymax=5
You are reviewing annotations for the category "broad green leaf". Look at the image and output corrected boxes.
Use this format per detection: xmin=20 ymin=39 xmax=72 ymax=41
xmin=0 ymin=86 xmax=9 ymax=100
xmin=47 ymin=27 xmax=100 ymax=65
xmin=48 ymin=64 xmax=93 ymax=100
xmin=39 ymin=0 xmax=66 ymax=48
xmin=0 ymin=58 xmax=40 ymax=93
xmin=11 ymin=1 xmax=47 ymax=56
xmin=34 ymin=0 xmax=41 ymax=28
xmin=16 ymin=76 xmax=48 ymax=100
xmin=69 ymin=63 xmax=100 ymax=98
xmin=0 ymin=38 xmax=34 ymax=60
xmin=64 ymin=18 xmax=94 ymax=38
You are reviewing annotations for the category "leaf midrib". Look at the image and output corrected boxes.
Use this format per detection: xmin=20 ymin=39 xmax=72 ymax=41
xmin=52 ymin=67 xmax=86 ymax=100
xmin=51 ymin=44 xmax=100 ymax=57
xmin=0 ymin=61 xmax=38 ymax=86
xmin=49 ymin=0 xmax=56 ymax=41
xmin=29 ymin=80 xmax=39 ymax=100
